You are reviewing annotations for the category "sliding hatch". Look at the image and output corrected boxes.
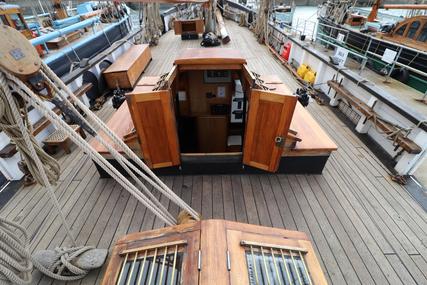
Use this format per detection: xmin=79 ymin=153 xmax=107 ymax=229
xmin=243 ymin=89 xmax=297 ymax=172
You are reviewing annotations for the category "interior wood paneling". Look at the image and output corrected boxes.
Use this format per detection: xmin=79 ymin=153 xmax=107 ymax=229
xmin=186 ymin=70 xmax=232 ymax=115
xmin=196 ymin=116 xmax=228 ymax=153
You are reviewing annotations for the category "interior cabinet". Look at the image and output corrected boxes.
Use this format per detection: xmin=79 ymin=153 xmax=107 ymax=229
xmin=196 ymin=116 xmax=228 ymax=153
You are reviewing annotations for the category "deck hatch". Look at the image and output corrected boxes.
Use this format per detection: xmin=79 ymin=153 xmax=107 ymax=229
xmin=241 ymin=240 xmax=312 ymax=285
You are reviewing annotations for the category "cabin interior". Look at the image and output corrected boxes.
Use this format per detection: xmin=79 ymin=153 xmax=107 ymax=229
xmin=172 ymin=69 xmax=247 ymax=154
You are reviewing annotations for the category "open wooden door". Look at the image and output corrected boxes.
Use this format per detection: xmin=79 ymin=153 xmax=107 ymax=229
xmin=127 ymin=89 xmax=180 ymax=169
xmin=243 ymin=89 xmax=297 ymax=172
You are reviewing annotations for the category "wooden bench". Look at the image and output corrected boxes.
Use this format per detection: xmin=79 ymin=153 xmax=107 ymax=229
xmin=46 ymin=31 xmax=81 ymax=49
xmin=103 ymin=45 xmax=152 ymax=89
xmin=43 ymin=124 xmax=86 ymax=154
xmin=0 ymin=83 xmax=92 ymax=159
xmin=328 ymin=80 xmax=421 ymax=154
xmin=90 ymin=103 xmax=140 ymax=157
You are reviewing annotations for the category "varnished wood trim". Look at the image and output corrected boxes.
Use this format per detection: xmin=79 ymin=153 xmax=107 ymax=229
xmin=120 ymin=240 xmax=187 ymax=255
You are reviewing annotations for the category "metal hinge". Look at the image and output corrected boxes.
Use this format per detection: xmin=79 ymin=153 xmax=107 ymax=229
xmin=275 ymin=136 xmax=285 ymax=148
xmin=226 ymin=250 xmax=231 ymax=271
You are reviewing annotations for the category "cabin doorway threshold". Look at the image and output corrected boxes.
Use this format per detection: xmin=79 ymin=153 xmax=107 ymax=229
xmin=93 ymin=153 xmax=330 ymax=177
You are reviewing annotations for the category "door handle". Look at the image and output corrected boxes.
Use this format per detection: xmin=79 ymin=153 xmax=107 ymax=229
xmin=275 ymin=136 xmax=285 ymax=148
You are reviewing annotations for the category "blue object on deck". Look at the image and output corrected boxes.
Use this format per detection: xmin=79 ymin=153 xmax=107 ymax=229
xmin=43 ymin=17 xmax=128 ymax=66
xmin=52 ymin=15 xmax=81 ymax=29
xmin=27 ymin=22 xmax=40 ymax=30
xmin=24 ymin=12 xmax=50 ymax=21
xmin=30 ymin=17 xmax=99 ymax=46
xmin=77 ymin=3 xmax=94 ymax=15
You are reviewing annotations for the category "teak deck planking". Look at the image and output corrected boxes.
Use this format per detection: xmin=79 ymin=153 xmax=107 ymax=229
xmin=0 ymin=21 xmax=426 ymax=285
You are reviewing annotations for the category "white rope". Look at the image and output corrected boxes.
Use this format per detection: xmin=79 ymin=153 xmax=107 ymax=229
xmin=0 ymin=216 xmax=96 ymax=284
xmin=39 ymin=71 xmax=176 ymax=224
xmin=39 ymin=62 xmax=200 ymax=220
xmin=0 ymin=216 xmax=32 ymax=285
xmin=1 ymin=68 xmax=176 ymax=226
xmin=0 ymin=72 xmax=77 ymax=246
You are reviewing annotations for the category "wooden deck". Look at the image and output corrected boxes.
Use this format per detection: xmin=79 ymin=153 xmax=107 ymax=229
xmin=1 ymin=21 xmax=427 ymax=285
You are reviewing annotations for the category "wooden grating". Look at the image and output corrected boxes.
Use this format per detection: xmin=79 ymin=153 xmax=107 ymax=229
xmin=116 ymin=240 xmax=187 ymax=285
xmin=241 ymin=240 xmax=312 ymax=285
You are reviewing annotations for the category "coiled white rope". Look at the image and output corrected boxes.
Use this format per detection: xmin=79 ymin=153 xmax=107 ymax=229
xmin=0 ymin=71 xmax=77 ymax=246
xmin=0 ymin=216 xmax=96 ymax=284
xmin=0 ymin=217 xmax=32 ymax=285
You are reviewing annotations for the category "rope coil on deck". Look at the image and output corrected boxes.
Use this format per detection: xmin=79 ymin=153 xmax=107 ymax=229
xmin=0 ymin=217 xmax=97 ymax=284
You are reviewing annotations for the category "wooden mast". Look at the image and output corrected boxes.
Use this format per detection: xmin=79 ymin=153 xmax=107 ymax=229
xmin=51 ymin=0 xmax=68 ymax=19
xmin=367 ymin=0 xmax=382 ymax=22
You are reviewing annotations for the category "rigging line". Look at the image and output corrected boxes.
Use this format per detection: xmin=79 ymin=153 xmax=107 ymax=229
xmin=29 ymin=154 xmax=89 ymax=244
xmin=0 ymin=72 xmax=77 ymax=246
xmin=3 ymin=69 xmax=176 ymax=226
xmin=39 ymin=62 xmax=199 ymax=220
xmin=39 ymin=72 xmax=176 ymax=223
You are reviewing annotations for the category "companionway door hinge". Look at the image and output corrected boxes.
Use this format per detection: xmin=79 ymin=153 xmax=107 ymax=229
xmin=226 ymin=250 xmax=231 ymax=271
xmin=198 ymin=250 xmax=201 ymax=271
